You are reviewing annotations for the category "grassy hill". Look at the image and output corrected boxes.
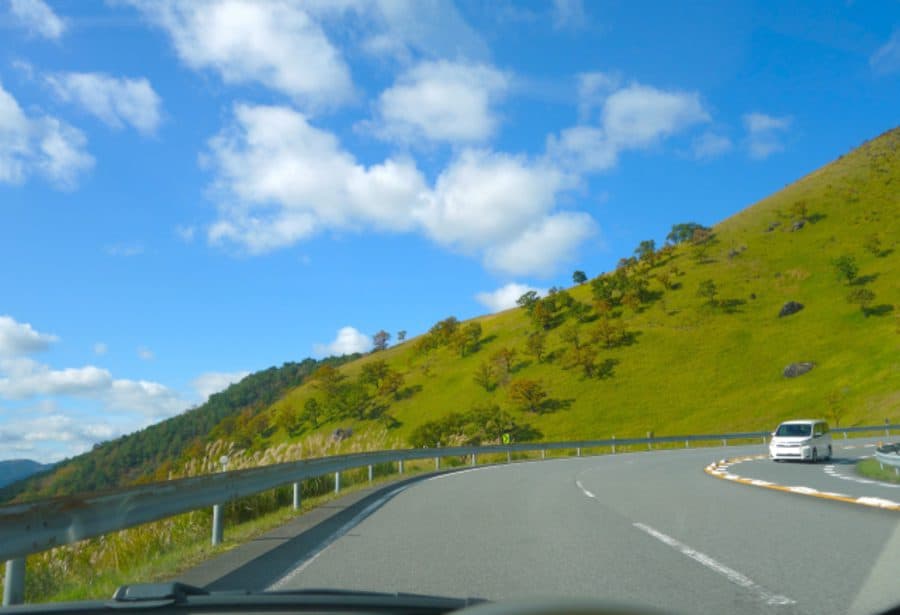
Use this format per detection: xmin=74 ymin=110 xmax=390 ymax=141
xmin=6 ymin=126 xmax=899 ymax=500
xmin=256 ymin=126 xmax=899 ymax=448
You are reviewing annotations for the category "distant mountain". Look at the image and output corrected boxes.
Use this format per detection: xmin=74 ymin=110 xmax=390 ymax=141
xmin=0 ymin=460 xmax=49 ymax=488
xmin=1 ymin=355 xmax=360 ymax=503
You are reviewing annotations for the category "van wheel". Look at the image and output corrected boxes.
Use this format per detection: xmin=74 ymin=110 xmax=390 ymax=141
xmin=811 ymin=448 xmax=818 ymax=463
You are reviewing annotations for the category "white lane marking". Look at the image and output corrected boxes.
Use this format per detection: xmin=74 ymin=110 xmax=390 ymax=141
xmin=750 ymin=480 xmax=773 ymax=487
xmin=633 ymin=523 xmax=795 ymax=606
xmin=575 ymin=479 xmax=596 ymax=498
xmin=856 ymin=497 xmax=900 ymax=508
xmin=789 ymin=486 xmax=819 ymax=495
xmin=823 ymin=463 xmax=900 ymax=488
xmin=269 ymin=483 xmax=412 ymax=589
xmin=427 ymin=466 xmax=489 ymax=480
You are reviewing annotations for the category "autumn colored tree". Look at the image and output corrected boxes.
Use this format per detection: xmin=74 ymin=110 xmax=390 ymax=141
xmin=565 ymin=344 xmax=598 ymax=378
xmin=560 ymin=323 xmax=582 ymax=349
xmin=592 ymin=318 xmax=625 ymax=348
xmin=473 ymin=361 xmax=494 ymax=392
xmin=531 ymin=299 xmax=554 ymax=330
xmin=311 ymin=365 xmax=345 ymax=399
xmin=378 ymin=370 xmax=405 ymax=398
xmin=524 ymin=331 xmax=547 ymax=363
xmin=491 ymin=347 xmax=518 ymax=379
xmin=360 ymin=360 xmax=390 ymax=388
xmin=507 ymin=379 xmax=547 ymax=414
xmin=452 ymin=322 xmax=483 ymax=356
xmin=847 ymin=287 xmax=876 ymax=314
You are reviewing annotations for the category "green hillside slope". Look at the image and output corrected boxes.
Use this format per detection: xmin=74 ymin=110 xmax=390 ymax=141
xmin=7 ymin=127 xmax=899 ymax=500
xmin=254 ymin=127 xmax=899 ymax=450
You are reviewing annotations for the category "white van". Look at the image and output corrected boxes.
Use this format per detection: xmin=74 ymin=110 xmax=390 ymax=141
xmin=769 ymin=419 xmax=832 ymax=462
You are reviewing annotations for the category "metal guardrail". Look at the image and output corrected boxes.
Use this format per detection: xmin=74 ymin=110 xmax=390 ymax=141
xmin=1 ymin=423 xmax=897 ymax=605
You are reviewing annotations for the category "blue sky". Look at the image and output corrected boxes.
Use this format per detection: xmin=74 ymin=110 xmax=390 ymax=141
xmin=1 ymin=0 xmax=899 ymax=462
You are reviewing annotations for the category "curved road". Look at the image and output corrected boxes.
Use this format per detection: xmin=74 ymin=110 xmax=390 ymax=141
xmin=230 ymin=441 xmax=900 ymax=614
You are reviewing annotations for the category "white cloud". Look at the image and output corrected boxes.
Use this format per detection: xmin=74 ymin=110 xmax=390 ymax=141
xmin=192 ymin=370 xmax=250 ymax=402
xmin=9 ymin=0 xmax=66 ymax=39
xmin=314 ymin=326 xmax=372 ymax=357
xmin=0 ymin=414 xmax=117 ymax=462
xmin=0 ymin=358 xmax=113 ymax=398
xmin=206 ymin=103 xmax=592 ymax=276
xmin=128 ymin=0 xmax=353 ymax=111
xmin=137 ymin=347 xmax=154 ymax=361
xmin=692 ymin=131 xmax=732 ymax=160
xmin=207 ymin=103 xmax=425 ymax=253
xmin=548 ymin=81 xmax=710 ymax=172
xmin=871 ymin=30 xmax=900 ymax=75
xmin=743 ymin=112 xmax=791 ymax=160
xmin=93 ymin=342 xmax=108 ymax=356
xmin=476 ymin=283 xmax=548 ymax=313
xmin=105 ymin=379 xmax=185 ymax=418
xmin=370 ymin=60 xmax=509 ymax=144
xmin=552 ymin=0 xmax=586 ymax=30
xmin=577 ymin=71 xmax=619 ymax=121
xmin=0 ymin=315 xmax=58 ymax=357
xmin=484 ymin=212 xmax=597 ymax=277
xmin=0 ymin=81 xmax=94 ymax=189
xmin=348 ymin=0 xmax=488 ymax=63
xmin=46 ymin=72 xmax=163 ymax=135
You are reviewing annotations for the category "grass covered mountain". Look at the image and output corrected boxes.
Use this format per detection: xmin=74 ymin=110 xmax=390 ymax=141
xmin=5 ymin=126 xmax=899 ymax=502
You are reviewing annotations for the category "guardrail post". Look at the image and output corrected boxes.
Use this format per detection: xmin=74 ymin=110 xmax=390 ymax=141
xmin=292 ymin=482 xmax=301 ymax=510
xmin=435 ymin=457 xmax=440 ymax=470
xmin=211 ymin=504 xmax=224 ymax=546
xmin=541 ymin=449 xmax=545 ymax=459
xmin=399 ymin=459 xmax=404 ymax=474
xmin=843 ymin=432 xmax=848 ymax=440
xmin=577 ymin=447 xmax=581 ymax=457
xmin=471 ymin=453 xmax=476 ymax=466
xmin=368 ymin=465 xmax=373 ymax=483
xmin=507 ymin=449 xmax=511 ymax=463
xmin=3 ymin=558 xmax=25 ymax=606
xmin=722 ymin=439 xmax=727 ymax=447
xmin=334 ymin=471 xmax=341 ymax=493
xmin=685 ymin=440 xmax=689 ymax=448
xmin=612 ymin=436 xmax=616 ymax=454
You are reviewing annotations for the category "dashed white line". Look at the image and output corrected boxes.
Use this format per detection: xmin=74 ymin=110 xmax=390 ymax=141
xmin=633 ymin=523 xmax=795 ymax=607
xmin=575 ymin=479 xmax=596 ymax=498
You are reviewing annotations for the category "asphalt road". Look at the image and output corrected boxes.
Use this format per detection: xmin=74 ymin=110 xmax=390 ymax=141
xmin=233 ymin=440 xmax=899 ymax=614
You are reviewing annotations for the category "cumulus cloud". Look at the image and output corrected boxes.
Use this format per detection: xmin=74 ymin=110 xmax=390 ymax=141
xmin=0 ymin=358 xmax=113 ymax=399
xmin=46 ymin=72 xmax=163 ymax=135
xmin=0 ymin=81 xmax=94 ymax=189
xmin=192 ymin=370 xmax=250 ymax=402
xmin=548 ymin=81 xmax=710 ymax=173
xmin=9 ymin=0 xmax=66 ymax=39
xmin=871 ymin=30 xmax=900 ymax=75
xmin=314 ymin=326 xmax=372 ymax=357
xmin=0 ymin=315 xmax=58 ymax=357
xmin=743 ymin=112 xmax=791 ymax=160
xmin=127 ymin=0 xmax=353 ymax=111
xmin=476 ymin=283 xmax=548 ymax=313
xmin=369 ymin=60 xmax=509 ymax=144
xmin=692 ymin=131 xmax=732 ymax=160
xmin=0 ymin=413 xmax=117 ymax=462
xmin=206 ymin=103 xmax=591 ymax=276
xmin=483 ymin=212 xmax=597 ymax=277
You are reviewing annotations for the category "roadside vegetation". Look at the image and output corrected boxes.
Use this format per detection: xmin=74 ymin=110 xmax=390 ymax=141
xmin=855 ymin=458 xmax=900 ymax=484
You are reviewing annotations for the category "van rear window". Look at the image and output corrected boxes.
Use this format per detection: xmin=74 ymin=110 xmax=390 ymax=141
xmin=775 ymin=424 xmax=811 ymax=437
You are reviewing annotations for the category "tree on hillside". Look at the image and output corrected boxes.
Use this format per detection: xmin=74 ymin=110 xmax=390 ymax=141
xmin=635 ymin=239 xmax=656 ymax=263
xmin=360 ymin=360 xmax=391 ymax=388
xmin=697 ymin=279 xmax=719 ymax=307
xmin=525 ymin=331 xmax=547 ymax=363
xmin=570 ymin=301 xmax=592 ymax=323
xmin=429 ymin=317 xmax=460 ymax=345
xmin=790 ymin=200 xmax=808 ymax=221
xmin=372 ymin=330 xmax=390 ymax=351
xmin=592 ymin=317 xmax=626 ymax=348
xmin=473 ymin=361 xmax=495 ymax=392
xmin=666 ymin=222 xmax=709 ymax=245
xmin=311 ymin=365 xmax=345 ymax=399
xmin=531 ymin=299 xmax=555 ymax=330
xmin=452 ymin=322 xmax=483 ymax=357
xmin=491 ymin=347 xmax=518 ymax=380
xmin=560 ymin=323 xmax=582 ymax=349
xmin=847 ymin=287 xmax=876 ymax=315
xmin=565 ymin=344 xmax=599 ymax=378
xmin=301 ymin=398 xmax=323 ymax=429
xmin=572 ymin=270 xmax=587 ymax=285
xmin=864 ymin=235 xmax=883 ymax=257
xmin=397 ymin=330 xmax=407 ymax=342
xmin=508 ymin=379 xmax=547 ymax=414
xmin=379 ymin=370 xmax=404 ymax=398
xmin=276 ymin=405 xmax=305 ymax=436
xmin=516 ymin=290 xmax=540 ymax=313
xmin=832 ymin=255 xmax=859 ymax=285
